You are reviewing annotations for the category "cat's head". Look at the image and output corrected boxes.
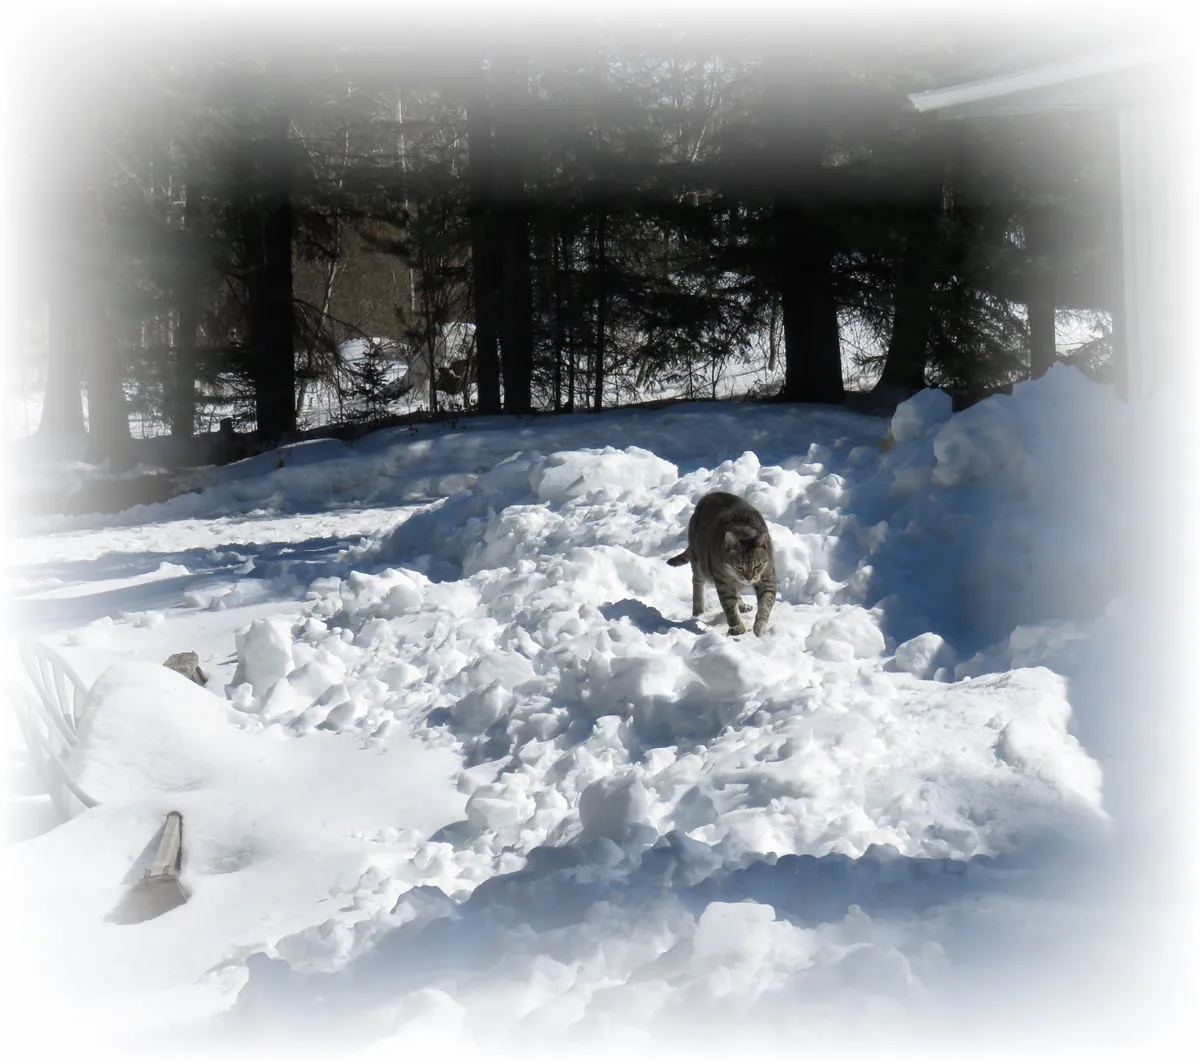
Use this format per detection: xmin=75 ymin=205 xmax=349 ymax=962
xmin=723 ymin=529 xmax=771 ymax=581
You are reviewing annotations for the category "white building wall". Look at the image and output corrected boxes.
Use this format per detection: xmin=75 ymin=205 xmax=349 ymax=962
xmin=1118 ymin=101 xmax=1173 ymax=400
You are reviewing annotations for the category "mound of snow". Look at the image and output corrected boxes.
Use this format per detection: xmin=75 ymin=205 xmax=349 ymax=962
xmin=15 ymin=366 xmax=1152 ymax=1056
xmin=932 ymin=396 xmax=1032 ymax=488
xmin=230 ymin=617 xmax=296 ymax=698
xmin=805 ymin=606 xmax=887 ymax=661
xmin=890 ymin=387 xmax=953 ymax=443
xmin=858 ymin=364 xmax=1134 ymax=651
xmin=532 ymin=446 xmax=678 ymax=502
xmin=70 ymin=663 xmax=261 ymax=803
xmin=892 ymin=631 xmax=955 ymax=679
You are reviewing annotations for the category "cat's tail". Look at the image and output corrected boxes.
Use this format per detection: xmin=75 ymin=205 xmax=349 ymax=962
xmin=666 ymin=549 xmax=691 ymax=566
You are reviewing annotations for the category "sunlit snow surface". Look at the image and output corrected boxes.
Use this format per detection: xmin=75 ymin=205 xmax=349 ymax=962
xmin=7 ymin=366 xmax=1185 ymax=1056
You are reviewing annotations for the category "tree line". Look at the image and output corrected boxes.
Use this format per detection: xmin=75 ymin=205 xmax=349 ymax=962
xmin=24 ymin=23 xmax=1123 ymax=465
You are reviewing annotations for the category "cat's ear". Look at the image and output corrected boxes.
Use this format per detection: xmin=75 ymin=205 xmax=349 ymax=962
xmin=724 ymin=531 xmax=738 ymax=551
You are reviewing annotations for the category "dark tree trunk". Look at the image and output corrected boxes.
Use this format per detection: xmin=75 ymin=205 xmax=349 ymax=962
xmin=778 ymin=205 xmax=844 ymax=404
xmin=761 ymin=54 xmax=843 ymax=406
xmin=497 ymin=207 xmax=534 ymax=414
xmin=592 ymin=211 xmax=607 ymax=411
xmin=468 ymin=87 xmax=502 ymax=414
xmin=877 ymin=202 xmax=941 ymax=393
xmin=425 ymin=329 xmax=439 ymax=415
xmin=1024 ymin=206 xmax=1056 ymax=379
xmin=249 ymin=193 xmax=296 ymax=444
xmin=489 ymin=60 xmax=534 ymax=416
xmin=239 ymin=106 xmax=296 ymax=446
xmin=170 ymin=181 xmax=200 ymax=439
xmin=563 ymin=230 xmax=576 ymax=411
xmin=173 ymin=297 xmax=199 ymax=438
xmin=39 ymin=144 xmax=127 ymax=456
xmin=37 ymin=102 xmax=98 ymax=448
xmin=767 ymin=292 xmax=780 ymax=373
xmin=551 ymin=222 xmax=564 ymax=411
xmin=39 ymin=286 xmax=86 ymax=441
xmin=83 ymin=299 xmax=130 ymax=467
xmin=470 ymin=211 xmax=503 ymax=413
xmin=79 ymin=170 xmax=130 ymax=466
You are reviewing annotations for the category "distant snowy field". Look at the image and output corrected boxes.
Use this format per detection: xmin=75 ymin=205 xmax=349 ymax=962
xmin=7 ymin=364 xmax=1190 ymax=1056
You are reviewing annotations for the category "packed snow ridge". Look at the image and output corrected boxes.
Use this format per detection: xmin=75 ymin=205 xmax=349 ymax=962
xmin=13 ymin=364 xmax=1165 ymax=1055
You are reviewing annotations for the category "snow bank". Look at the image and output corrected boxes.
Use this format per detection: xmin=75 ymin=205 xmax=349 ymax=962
xmin=532 ymin=446 xmax=677 ymax=502
xmin=211 ymin=369 xmax=1118 ymax=1017
xmin=190 ymin=371 xmax=1120 ymax=1050
xmin=889 ymin=386 xmax=953 ymax=443
xmin=13 ymin=660 xmax=468 ymax=1046
xmin=15 ymin=364 xmax=1148 ymax=1054
xmin=862 ymin=365 xmax=1136 ymax=651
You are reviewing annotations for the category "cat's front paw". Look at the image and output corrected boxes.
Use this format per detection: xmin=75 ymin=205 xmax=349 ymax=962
xmin=752 ymin=622 xmax=768 ymax=637
xmin=727 ymin=623 xmax=747 ymax=636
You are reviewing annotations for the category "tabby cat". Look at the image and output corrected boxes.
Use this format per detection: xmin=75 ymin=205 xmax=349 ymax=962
xmin=667 ymin=491 xmax=776 ymax=636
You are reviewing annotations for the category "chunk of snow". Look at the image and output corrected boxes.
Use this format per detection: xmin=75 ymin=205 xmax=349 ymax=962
xmin=230 ymin=616 xmax=295 ymax=697
xmin=890 ymin=387 xmax=953 ymax=443
xmin=893 ymin=632 xmax=955 ymax=679
xmin=531 ymin=445 xmax=678 ymax=502
xmin=806 ymin=607 xmax=887 ymax=660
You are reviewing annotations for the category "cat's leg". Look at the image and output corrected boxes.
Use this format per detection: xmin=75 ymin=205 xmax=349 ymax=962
xmin=717 ymin=582 xmax=747 ymax=635
xmin=752 ymin=580 xmax=776 ymax=636
xmin=691 ymin=566 xmax=706 ymax=617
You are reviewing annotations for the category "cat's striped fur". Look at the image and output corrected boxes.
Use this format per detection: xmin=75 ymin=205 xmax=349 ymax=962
xmin=668 ymin=491 xmax=776 ymax=636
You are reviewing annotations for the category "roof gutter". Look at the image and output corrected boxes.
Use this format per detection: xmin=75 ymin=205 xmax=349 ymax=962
xmin=908 ymin=46 xmax=1161 ymax=116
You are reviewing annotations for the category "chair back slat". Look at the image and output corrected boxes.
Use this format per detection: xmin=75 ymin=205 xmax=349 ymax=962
xmin=13 ymin=642 xmax=99 ymax=821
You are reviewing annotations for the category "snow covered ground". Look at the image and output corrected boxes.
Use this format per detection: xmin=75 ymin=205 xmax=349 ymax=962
xmin=6 ymin=365 xmax=1194 ymax=1057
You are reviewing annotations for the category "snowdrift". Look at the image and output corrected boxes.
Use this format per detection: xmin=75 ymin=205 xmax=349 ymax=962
xmin=13 ymin=365 xmax=1156 ymax=1054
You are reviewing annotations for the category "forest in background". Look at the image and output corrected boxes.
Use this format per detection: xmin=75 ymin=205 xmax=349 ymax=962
xmin=13 ymin=11 xmax=1129 ymax=467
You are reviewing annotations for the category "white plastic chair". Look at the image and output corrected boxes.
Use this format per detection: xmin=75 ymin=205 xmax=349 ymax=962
xmin=14 ymin=641 xmax=98 ymax=818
